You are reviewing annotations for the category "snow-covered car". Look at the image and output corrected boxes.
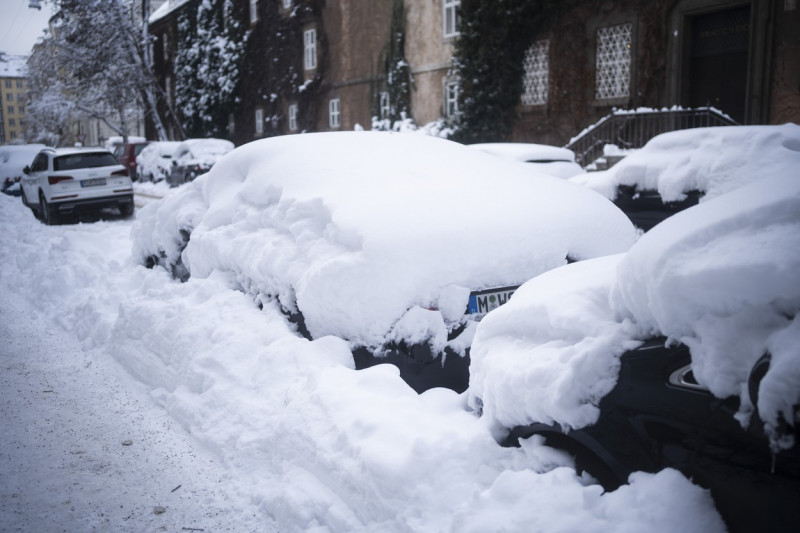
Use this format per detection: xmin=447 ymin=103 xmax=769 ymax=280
xmin=1 ymin=144 xmax=48 ymax=197
xmin=570 ymin=124 xmax=800 ymax=230
xmin=20 ymin=147 xmax=133 ymax=225
xmin=469 ymin=142 xmax=585 ymax=179
xmin=112 ymin=140 xmax=151 ymax=181
xmin=167 ymin=138 xmax=234 ymax=187
xmin=134 ymin=132 xmax=637 ymax=392
xmin=469 ymin=173 xmax=800 ymax=533
xmin=136 ymin=141 xmax=181 ymax=183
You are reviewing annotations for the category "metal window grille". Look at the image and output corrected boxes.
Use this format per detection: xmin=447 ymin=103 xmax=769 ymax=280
xmin=595 ymin=23 xmax=632 ymax=100
xmin=443 ymin=0 xmax=460 ymax=38
xmin=521 ymin=39 xmax=550 ymax=105
xmin=304 ymin=29 xmax=317 ymax=70
xmin=329 ymin=98 xmax=340 ymax=128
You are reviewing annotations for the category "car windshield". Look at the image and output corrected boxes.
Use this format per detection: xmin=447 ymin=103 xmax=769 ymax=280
xmin=54 ymin=152 xmax=119 ymax=171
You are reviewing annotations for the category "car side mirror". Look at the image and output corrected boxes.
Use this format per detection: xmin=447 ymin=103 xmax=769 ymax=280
xmin=23 ymin=165 xmax=30 ymax=174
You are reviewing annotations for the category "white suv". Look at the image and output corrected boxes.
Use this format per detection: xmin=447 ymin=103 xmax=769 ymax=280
xmin=21 ymin=147 xmax=134 ymax=225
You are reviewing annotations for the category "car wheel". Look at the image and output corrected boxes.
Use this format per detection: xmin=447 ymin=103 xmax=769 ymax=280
xmin=39 ymin=192 xmax=60 ymax=225
xmin=120 ymin=203 xmax=134 ymax=218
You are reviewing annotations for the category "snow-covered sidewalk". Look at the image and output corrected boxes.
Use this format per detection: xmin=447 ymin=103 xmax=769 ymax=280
xmin=0 ymin=288 xmax=274 ymax=532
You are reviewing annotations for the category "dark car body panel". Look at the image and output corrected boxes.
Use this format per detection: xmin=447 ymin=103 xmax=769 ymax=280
xmin=504 ymin=339 xmax=800 ymax=533
xmin=613 ymin=186 xmax=702 ymax=231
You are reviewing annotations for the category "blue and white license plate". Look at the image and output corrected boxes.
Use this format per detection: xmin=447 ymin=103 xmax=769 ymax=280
xmin=467 ymin=286 xmax=518 ymax=318
xmin=81 ymin=178 xmax=107 ymax=187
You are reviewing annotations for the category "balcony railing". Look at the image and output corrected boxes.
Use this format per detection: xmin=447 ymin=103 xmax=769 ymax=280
xmin=565 ymin=107 xmax=739 ymax=167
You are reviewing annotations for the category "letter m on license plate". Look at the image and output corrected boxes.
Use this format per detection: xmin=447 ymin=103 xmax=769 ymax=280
xmin=467 ymin=286 xmax=518 ymax=319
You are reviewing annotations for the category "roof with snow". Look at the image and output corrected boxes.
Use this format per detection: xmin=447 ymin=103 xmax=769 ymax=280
xmin=0 ymin=55 xmax=28 ymax=78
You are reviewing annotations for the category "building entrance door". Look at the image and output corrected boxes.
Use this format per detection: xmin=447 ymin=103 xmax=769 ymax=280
xmin=688 ymin=5 xmax=750 ymax=122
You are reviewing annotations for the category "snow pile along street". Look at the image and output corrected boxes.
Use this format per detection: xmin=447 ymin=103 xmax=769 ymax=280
xmin=0 ymin=132 xmax=736 ymax=531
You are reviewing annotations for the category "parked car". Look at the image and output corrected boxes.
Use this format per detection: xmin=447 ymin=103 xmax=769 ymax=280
xmin=20 ymin=147 xmax=133 ymax=225
xmin=113 ymin=140 xmax=151 ymax=181
xmin=136 ymin=141 xmax=181 ymax=183
xmin=134 ymin=132 xmax=638 ymax=392
xmin=570 ymin=124 xmax=800 ymax=231
xmin=469 ymin=172 xmax=800 ymax=533
xmin=469 ymin=143 xmax=585 ymax=179
xmin=1 ymin=144 xmax=48 ymax=197
xmin=167 ymin=138 xmax=234 ymax=187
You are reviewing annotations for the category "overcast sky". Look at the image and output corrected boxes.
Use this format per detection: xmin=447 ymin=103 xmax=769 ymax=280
xmin=0 ymin=0 xmax=54 ymax=57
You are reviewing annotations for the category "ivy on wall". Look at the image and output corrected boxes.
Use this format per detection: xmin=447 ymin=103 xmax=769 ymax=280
xmin=383 ymin=0 xmax=413 ymax=123
xmin=174 ymin=0 xmax=244 ymax=139
xmin=452 ymin=0 xmax=569 ymax=143
xmin=239 ymin=0 xmax=325 ymax=141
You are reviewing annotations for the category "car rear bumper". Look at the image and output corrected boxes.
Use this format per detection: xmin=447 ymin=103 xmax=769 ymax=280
xmin=51 ymin=193 xmax=134 ymax=213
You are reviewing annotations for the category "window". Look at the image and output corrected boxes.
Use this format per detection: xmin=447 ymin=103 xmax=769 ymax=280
xmin=288 ymin=104 xmax=298 ymax=131
xmin=163 ymin=32 xmax=170 ymax=61
xmin=521 ymin=40 xmax=550 ymax=105
xmin=282 ymin=0 xmax=292 ymax=8
xmin=5 ymin=93 xmax=12 ymax=102
xmin=329 ymin=98 xmax=340 ymax=128
xmin=445 ymin=81 xmax=460 ymax=117
xmin=443 ymin=0 xmax=460 ymax=38
xmin=18 ymin=106 xmax=24 ymax=114
xmin=16 ymin=80 xmax=23 ymax=89
xmin=165 ymin=75 xmax=173 ymax=106
xmin=304 ymin=29 xmax=317 ymax=70
xmin=250 ymin=0 xmax=258 ymax=23
xmin=4 ymin=80 xmax=11 ymax=89
xmin=255 ymin=108 xmax=264 ymax=135
xmin=7 ymin=105 xmax=13 ymax=114
xmin=9 ymin=119 xmax=15 ymax=126
xmin=379 ymin=91 xmax=390 ymax=119
xmin=595 ymin=23 xmax=632 ymax=100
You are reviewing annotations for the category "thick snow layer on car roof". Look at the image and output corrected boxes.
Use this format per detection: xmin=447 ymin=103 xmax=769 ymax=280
xmin=469 ymin=173 xmax=800 ymax=450
xmin=133 ymin=132 xmax=636 ymax=349
xmin=571 ymin=124 xmax=800 ymax=202
xmin=469 ymin=143 xmax=577 ymax=162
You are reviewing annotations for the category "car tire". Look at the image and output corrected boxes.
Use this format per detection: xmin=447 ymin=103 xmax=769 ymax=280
xmin=120 ymin=203 xmax=134 ymax=218
xmin=39 ymin=192 xmax=60 ymax=225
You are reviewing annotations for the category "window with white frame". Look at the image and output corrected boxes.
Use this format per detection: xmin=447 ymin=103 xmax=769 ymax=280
xmin=163 ymin=32 xmax=170 ymax=61
xmin=288 ymin=104 xmax=298 ymax=131
xmin=595 ymin=23 xmax=632 ymax=100
xmin=282 ymin=0 xmax=292 ymax=8
xmin=443 ymin=0 xmax=460 ymax=38
xmin=255 ymin=108 xmax=264 ymax=135
xmin=445 ymin=81 xmax=460 ymax=117
xmin=250 ymin=0 xmax=258 ymax=24
xmin=521 ymin=39 xmax=550 ymax=105
xmin=165 ymin=75 xmax=173 ymax=106
xmin=379 ymin=91 xmax=390 ymax=119
xmin=329 ymin=98 xmax=341 ymax=128
xmin=304 ymin=29 xmax=317 ymax=70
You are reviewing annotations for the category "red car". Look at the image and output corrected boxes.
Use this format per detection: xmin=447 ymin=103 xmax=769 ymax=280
xmin=113 ymin=141 xmax=151 ymax=182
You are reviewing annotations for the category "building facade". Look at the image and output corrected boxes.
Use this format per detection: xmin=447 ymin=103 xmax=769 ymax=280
xmin=0 ymin=56 xmax=30 ymax=144
xmin=147 ymin=0 xmax=799 ymax=147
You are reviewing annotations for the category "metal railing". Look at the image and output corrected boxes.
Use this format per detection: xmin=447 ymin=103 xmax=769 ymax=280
xmin=565 ymin=108 xmax=739 ymax=167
